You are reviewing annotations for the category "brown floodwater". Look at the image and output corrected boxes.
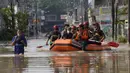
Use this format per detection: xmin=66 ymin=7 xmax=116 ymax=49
xmin=0 ymin=51 xmax=129 ymax=73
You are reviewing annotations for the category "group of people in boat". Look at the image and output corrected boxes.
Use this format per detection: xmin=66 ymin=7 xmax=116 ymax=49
xmin=10 ymin=21 xmax=105 ymax=55
xmin=46 ymin=21 xmax=106 ymax=51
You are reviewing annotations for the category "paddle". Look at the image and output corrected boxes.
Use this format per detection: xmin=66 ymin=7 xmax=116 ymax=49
xmin=37 ymin=46 xmax=43 ymax=48
xmin=107 ymin=42 xmax=119 ymax=47
xmin=37 ymin=44 xmax=46 ymax=48
xmin=88 ymin=40 xmax=119 ymax=48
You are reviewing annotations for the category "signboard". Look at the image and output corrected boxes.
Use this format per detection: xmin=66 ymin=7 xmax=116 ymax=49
xmin=99 ymin=7 xmax=111 ymax=15
xmin=101 ymin=20 xmax=111 ymax=25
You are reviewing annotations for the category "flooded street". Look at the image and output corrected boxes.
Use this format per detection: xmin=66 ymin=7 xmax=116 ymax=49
xmin=0 ymin=0 xmax=130 ymax=73
xmin=0 ymin=38 xmax=130 ymax=73
xmin=0 ymin=51 xmax=130 ymax=73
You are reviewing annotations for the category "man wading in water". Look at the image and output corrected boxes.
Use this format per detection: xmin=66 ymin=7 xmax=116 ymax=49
xmin=11 ymin=30 xmax=27 ymax=56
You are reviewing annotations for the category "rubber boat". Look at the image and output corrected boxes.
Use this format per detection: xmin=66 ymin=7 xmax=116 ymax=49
xmin=50 ymin=39 xmax=82 ymax=51
xmin=50 ymin=39 xmax=118 ymax=51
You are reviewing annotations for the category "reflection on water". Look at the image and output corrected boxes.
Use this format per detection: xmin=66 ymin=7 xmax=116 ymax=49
xmin=0 ymin=56 xmax=28 ymax=73
xmin=0 ymin=51 xmax=129 ymax=73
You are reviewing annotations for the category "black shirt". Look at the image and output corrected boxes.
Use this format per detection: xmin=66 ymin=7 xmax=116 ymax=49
xmin=92 ymin=30 xmax=105 ymax=41
xmin=48 ymin=31 xmax=61 ymax=42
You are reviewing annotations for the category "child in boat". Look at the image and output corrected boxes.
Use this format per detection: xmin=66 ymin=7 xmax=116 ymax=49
xmin=11 ymin=30 xmax=27 ymax=55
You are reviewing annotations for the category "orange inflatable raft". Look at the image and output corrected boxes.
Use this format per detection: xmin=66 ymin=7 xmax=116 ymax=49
xmin=50 ymin=39 xmax=82 ymax=51
xmin=85 ymin=44 xmax=111 ymax=51
xmin=50 ymin=39 xmax=117 ymax=51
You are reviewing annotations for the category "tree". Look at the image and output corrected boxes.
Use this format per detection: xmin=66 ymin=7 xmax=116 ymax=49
xmin=39 ymin=0 xmax=66 ymax=14
xmin=39 ymin=0 xmax=80 ymax=14
xmin=0 ymin=8 xmax=29 ymax=40
xmin=15 ymin=12 xmax=29 ymax=32
xmin=0 ymin=8 xmax=15 ymax=32
xmin=0 ymin=8 xmax=15 ymax=40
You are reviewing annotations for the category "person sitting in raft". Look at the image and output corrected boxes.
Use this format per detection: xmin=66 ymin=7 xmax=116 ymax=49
xmin=66 ymin=27 xmax=73 ymax=39
xmin=83 ymin=21 xmax=94 ymax=39
xmin=90 ymin=23 xmax=105 ymax=42
xmin=11 ymin=29 xmax=27 ymax=55
xmin=74 ymin=22 xmax=101 ymax=51
xmin=75 ymin=24 xmax=89 ymax=50
xmin=61 ymin=24 xmax=73 ymax=39
xmin=71 ymin=25 xmax=77 ymax=39
xmin=46 ymin=25 xmax=61 ymax=46
xmin=61 ymin=27 xmax=68 ymax=39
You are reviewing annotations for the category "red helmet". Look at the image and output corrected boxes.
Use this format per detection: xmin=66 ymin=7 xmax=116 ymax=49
xmin=71 ymin=25 xmax=76 ymax=29
xmin=83 ymin=21 xmax=89 ymax=26
xmin=53 ymin=25 xmax=58 ymax=29
xmin=78 ymin=23 xmax=83 ymax=28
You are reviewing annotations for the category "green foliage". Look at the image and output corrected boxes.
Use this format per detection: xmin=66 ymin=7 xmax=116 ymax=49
xmin=15 ymin=12 xmax=28 ymax=32
xmin=117 ymin=20 xmax=125 ymax=25
xmin=0 ymin=8 xmax=14 ymax=30
xmin=0 ymin=7 xmax=16 ymax=41
xmin=0 ymin=29 xmax=14 ymax=41
xmin=118 ymin=35 xmax=127 ymax=43
xmin=39 ymin=0 xmax=66 ymax=13
xmin=124 ymin=0 xmax=128 ymax=5
xmin=0 ymin=8 xmax=28 ymax=40
xmin=118 ymin=6 xmax=128 ymax=15
xmin=39 ymin=0 xmax=80 ymax=14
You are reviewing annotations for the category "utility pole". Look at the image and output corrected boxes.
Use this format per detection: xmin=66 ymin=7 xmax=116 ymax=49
xmin=80 ymin=0 xmax=84 ymax=24
xmin=111 ymin=0 xmax=115 ymax=41
xmin=115 ymin=0 xmax=118 ymax=41
xmin=84 ymin=0 xmax=88 ymax=21
xmin=35 ymin=0 xmax=38 ymax=39
xmin=10 ymin=0 xmax=15 ymax=31
xmin=128 ymin=0 xmax=130 ymax=44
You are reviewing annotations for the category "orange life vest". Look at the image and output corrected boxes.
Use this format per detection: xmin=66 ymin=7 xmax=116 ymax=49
xmin=75 ymin=29 xmax=88 ymax=41
xmin=81 ymin=30 xmax=88 ymax=40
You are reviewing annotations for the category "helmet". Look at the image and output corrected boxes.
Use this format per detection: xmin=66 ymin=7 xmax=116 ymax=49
xmin=71 ymin=25 xmax=76 ymax=29
xmin=53 ymin=25 xmax=58 ymax=30
xmin=78 ymin=23 xmax=83 ymax=28
xmin=83 ymin=21 xmax=89 ymax=26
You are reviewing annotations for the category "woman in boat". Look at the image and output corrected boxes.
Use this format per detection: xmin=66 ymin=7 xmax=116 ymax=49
xmin=46 ymin=25 xmax=61 ymax=46
xmin=11 ymin=29 xmax=27 ymax=55
xmin=91 ymin=23 xmax=105 ymax=42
